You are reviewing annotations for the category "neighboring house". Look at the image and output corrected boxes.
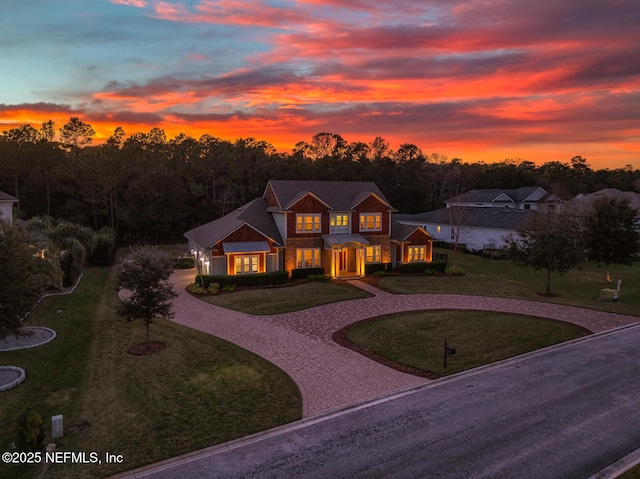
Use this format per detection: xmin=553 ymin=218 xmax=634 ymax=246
xmin=184 ymin=180 xmax=434 ymax=278
xmin=446 ymin=186 xmax=560 ymax=211
xmin=396 ymin=186 xmax=556 ymax=252
xmin=567 ymin=188 xmax=640 ymax=220
xmin=395 ymin=208 xmax=536 ymax=251
xmin=0 ymin=191 xmax=18 ymax=224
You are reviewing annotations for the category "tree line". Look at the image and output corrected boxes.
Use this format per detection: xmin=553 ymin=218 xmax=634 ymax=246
xmin=1 ymin=118 xmax=639 ymax=242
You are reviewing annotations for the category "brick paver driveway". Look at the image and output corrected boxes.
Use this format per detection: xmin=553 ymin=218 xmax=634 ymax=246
xmin=170 ymin=270 xmax=639 ymax=417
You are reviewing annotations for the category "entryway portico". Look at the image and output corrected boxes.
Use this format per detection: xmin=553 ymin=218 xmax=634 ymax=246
xmin=323 ymin=233 xmax=368 ymax=278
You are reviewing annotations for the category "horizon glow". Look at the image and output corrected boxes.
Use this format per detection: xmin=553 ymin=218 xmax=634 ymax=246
xmin=1 ymin=0 xmax=639 ymax=168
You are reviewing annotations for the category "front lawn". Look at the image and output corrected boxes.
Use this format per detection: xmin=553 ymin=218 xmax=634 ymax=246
xmin=199 ymin=281 xmax=370 ymax=314
xmin=378 ymin=249 xmax=640 ymax=316
xmin=0 ymin=267 xmax=302 ymax=479
xmin=343 ymin=310 xmax=590 ymax=377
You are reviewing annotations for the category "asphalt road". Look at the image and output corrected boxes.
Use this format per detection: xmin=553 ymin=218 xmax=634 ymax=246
xmin=126 ymin=324 xmax=640 ymax=479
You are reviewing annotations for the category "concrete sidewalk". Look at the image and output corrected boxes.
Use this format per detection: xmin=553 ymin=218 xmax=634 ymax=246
xmin=169 ymin=270 xmax=640 ymax=417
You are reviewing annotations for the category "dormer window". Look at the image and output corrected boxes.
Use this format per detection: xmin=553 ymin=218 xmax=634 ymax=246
xmin=360 ymin=213 xmax=381 ymax=231
xmin=296 ymin=213 xmax=321 ymax=233
xmin=330 ymin=213 xmax=350 ymax=233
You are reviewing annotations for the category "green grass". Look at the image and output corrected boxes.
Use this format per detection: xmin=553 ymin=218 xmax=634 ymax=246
xmin=199 ymin=281 xmax=370 ymax=314
xmin=379 ymin=249 xmax=640 ymax=316
xmin=0 ymin=267 xmax=302 ymax=479
xmin=618 ymin=466 xmax=640 ymax=479
xmin=345 ymin=310 xmax=590 ymax=377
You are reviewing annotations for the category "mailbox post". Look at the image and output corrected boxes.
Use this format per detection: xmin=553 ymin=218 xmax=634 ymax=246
xmin=444 ymin=339 xmax=456 ymax=369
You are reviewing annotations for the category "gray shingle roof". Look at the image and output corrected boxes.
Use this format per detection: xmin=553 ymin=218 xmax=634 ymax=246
xmin=395 ymin=208 xmax=536 ymax=231
xmin=568 ymin=188 xmax=640 ymax=218
xmin=446 ymin=187 xmax=544 ymax=204
xmin=0 ymin=191 xmax=18 ymax=202
xmin=391 ymin=220 xmax=425 ymax=242
xmin=184 ymin=198 xmax=283 ymax=249
xmin=266 ymin=180 xmax=391 ymax=211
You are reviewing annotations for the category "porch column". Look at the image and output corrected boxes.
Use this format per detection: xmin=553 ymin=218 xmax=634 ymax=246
xmin=358 ymin=247 xmax=365 ymax=276
xmin=331 ymin=249 xmax=337 ymax=278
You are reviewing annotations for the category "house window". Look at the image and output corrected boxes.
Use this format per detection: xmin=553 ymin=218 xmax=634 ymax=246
xmin=330 ymin=213 xmax=350 ymax=233
xmin=407 ymin=246 xmax=426 ymax=262
xmin=296 ymin=214 xmax=321 ymax=233
xmin=450 ymin=228 xmax=456 ymax=240
xmin=365 ymin=245 xmax=381 ymax=264
xmin=436 ymin=225 xmax=441 ymax=233
xmin=360 ymin=213 xmax=382 ymax=231
xmin=296 ymin=248 xmax=321 ymax=268
xmin=234 ymin=255 xmax=259 ymax=274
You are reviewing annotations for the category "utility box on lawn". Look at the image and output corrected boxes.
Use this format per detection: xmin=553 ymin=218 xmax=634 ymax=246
xmin=600 ymin=288 xmax=618 ymax=301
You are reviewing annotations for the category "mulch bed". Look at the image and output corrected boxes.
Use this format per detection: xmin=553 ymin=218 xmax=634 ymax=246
xmin=127 ymin=341 xmax=166 ymax=356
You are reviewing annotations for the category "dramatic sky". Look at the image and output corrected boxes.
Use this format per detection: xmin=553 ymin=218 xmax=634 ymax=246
xmin=1 ymin=0 xmax=639 ymax=168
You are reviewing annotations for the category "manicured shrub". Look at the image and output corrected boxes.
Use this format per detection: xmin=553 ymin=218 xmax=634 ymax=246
xmin=15 ymin=409 xmax=45 ymax=452
xmin=196 ymin=270 xmax=289 ymax=288
xmin=172 ymin=256 xmax=195 ymax=269
xmin=222 ymin=284 xmax=236 ymax=292
xmin=207 ymin=282 xmax=220 ymax=294
xmin=430 ymin=261 xmax=448 ymax=272
xmin=365 ymin=263 xmax=392 ymax=275
xmin=291 ymin=267 xmax=325 ymax=280
xmin=446 ymin=265 xmax=465 ymax=275
xmin=307 ymin=273 xmax=330 ymax=282
xmin=398 ymin=262 xmax=431 ymax=274
xmin=398 ymin=261 xmax=447 ymax=274
xmin=187 ymin=283 xmax=206 ymax=294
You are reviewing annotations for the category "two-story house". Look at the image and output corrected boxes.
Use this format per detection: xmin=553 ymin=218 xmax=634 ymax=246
xmin=445 ymin=187 xmax=560 ymax=211
xmin=184 ymin=180 xmax=433 ymax=278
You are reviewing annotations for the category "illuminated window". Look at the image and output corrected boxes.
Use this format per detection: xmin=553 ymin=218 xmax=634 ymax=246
xmin=330 ymin=213 xmax=350 ymax=233
xmin=407 ymin=246 xmax=426 ymax=262
xmin=359 ymin=213 xmax=382 ymax=231
xmin=234 ymin=255 xmax=259 ymax=274
xmin=296 ymin=214 xmax=321 ymax=233
xmin=365 ymin=245 xmax=381 ymax=263
xmin=436 ymin=226 xmax=441 ymax=233
xmin=296 ymin=248 xmax=321 ymax=268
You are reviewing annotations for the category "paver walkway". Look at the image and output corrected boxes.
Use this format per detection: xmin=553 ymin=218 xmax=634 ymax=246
xmin=169 ymin=270 xmax=640 ymax=417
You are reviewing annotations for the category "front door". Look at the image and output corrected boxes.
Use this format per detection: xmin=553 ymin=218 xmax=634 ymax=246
xmin=338 ymin=248 xmax=357 ymax=276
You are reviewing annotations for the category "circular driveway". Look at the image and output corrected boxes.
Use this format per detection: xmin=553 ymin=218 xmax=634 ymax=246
xmin=170 ymin=270 xmax=639 ymax=417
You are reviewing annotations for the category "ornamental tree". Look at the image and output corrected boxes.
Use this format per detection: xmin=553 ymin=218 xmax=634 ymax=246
xmin=0 ymin=222 xmax=62 ymax=339
xmin=583 ymin=197 xmax=639 ymax=282
xmin=117 ymin=246 xmax=177 ymax=348
xmin=507 ymin=211 xmax=583 ymax=295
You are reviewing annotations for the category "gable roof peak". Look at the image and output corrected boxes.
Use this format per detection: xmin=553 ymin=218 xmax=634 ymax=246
xmin=265 ymin=180 xmax=391 ymax=211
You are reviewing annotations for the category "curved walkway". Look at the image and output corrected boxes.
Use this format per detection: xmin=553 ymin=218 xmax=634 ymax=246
xmin=170 ymin=270 xmax=640 ymax=417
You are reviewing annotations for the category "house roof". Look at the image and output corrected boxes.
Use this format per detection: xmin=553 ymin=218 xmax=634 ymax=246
xmin=222 ymin=241 xmax=271 ymax=253
xmin=0 ymin=191 xmax=18 ymax=202
xmin=391 ymin=220 xmax=429 ymax=242
xmin=265 ymin=180 xmax=392 ymax=211
xmin=395 ymin=208 xmax=536 ymax=231
xmin=568 ymin=188 xmax=640 ymax=218
xmin=184 ymin=198 xmax=283 ymax=249
xmin=446 ymin=187 xmax=547 ymax=204
xmin=322 ymin=233 xmax=369 ymax=247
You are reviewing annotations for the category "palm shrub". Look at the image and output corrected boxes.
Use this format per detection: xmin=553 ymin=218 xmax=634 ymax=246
xmin=15 ymin=409 xmax=45 ymax=452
